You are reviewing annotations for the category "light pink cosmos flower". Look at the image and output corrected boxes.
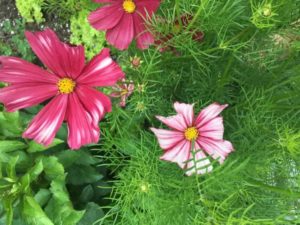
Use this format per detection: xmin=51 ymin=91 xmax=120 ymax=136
xmin=0 ymin=29 xmax=124 ymax=149
xmin=151 ymin=102 xmax=234 ymax=176
xmin=88 ymin=0 xmax=160 ymax=50
xmin=110 ymin=79 xmax=134 ymax=107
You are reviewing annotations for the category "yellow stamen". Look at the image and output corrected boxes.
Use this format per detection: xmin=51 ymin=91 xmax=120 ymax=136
xmin=57 ymin=78 xmax=76 ymax=94
xmin=121 ymin=89 xmax=129 ymax=96
xmin=184 ymin=127 xmax=199 ymax=141
xmin=123 ymin=0 xmax=136 ymax=13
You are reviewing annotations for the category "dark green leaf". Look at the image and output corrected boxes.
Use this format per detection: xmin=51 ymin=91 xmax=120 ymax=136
xmin=77 ymin=202 xmax=104 ymax=225
xmin=66 ymin=165 xmax=103 ymax=185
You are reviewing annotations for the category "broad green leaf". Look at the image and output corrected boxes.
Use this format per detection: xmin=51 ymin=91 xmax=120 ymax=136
xmin=0 ymin=111 xmax=21 ymax=136
xmin=21 ymin=195 xmax=54 ymax=225
xmin=6 ymin=156 xmax=19 ymax=180
xmin=78 ymin=185 xmax=94 ymax=203
xmin=0 ymin=141 xmax=26 ymax=153
xmin=3 ymin=197 xmax=14 ymax=225
xmin=77 ymin=202 xmax=105 ymax=225
xmin=20 ymin=159 xmax=43 ymax=193
xmin=27 ymin=139 xmax=64 ymax=153
xmin=42 ymin=156 xmax=65 ymax=181
xmin=45 ymin=179 xmax=85 ymax=225
xmin=66 ymin=165 xmax=103 ymax=185
xmin=57 ymin=150 xmax=100 ymax=169
xmin=34 ymin=189 xmax=51 ymax=207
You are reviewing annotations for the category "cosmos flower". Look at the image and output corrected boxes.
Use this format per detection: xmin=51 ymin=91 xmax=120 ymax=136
xmin=0 ymin=29 xmax=124 ymax=149
xmin=151 ymin=102 xmax=234 ymax=175
xmin=110 ymin=78 xmax=134 ymax=107
xmin=88 ymin=0 xmax=160 ymax=50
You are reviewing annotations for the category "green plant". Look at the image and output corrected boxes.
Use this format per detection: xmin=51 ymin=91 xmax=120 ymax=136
xmin=70 ymin=10 xmax=106 ymax=60
xmin=15 ymin=0 xmax=44 ymax=23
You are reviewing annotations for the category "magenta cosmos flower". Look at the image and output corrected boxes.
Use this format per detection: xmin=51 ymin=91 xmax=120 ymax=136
xmin=151 ymin=102 xmax=234 ymax=175
xmin=88 ymin=0 xmax=160 ymax=50
xmin=0 ymin=29 xmax=124 ymax=149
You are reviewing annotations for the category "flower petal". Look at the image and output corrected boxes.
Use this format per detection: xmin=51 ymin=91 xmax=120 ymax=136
xmin=0 ymin=83 xmax=58 ymax=112
xmin=76 ymin=85 xmax=111 ymax=127
xmin=0 ymin=56 xmax=58 ymax=84
xmin=106 ymin=13 xmax=135 ymax=50
xmin=66 ymin=93 xmax=100 ymax=150
xmin=136 ymin=0 xmax=160 ymax=17
xmin=150 ymin=128 xmax=184 ymax=150
xmin=25 ymin=29 xmax=85 ymax=79
xmin=195 ymin=103 xmax=228 ymax=128
xmin=198 ymin=117 xmax=224 ymax=140
xmin=77 ymin=48 xmax=124 ymax=87
xmin=197 ymin=137 xmax=234 ymax=163
xmin=185 ymin=150 xmax=213 ymax=176
xmin=173 ymin=102 xmax=194 ymax=127
xmin=160 ymin=139 xmax=191 ymax=168
xmin=156 ymin=114 xmax=187 ymax=131
xmin=88 ymin=3 xmax=124 ymax=30
xmin=133 ymin=13 xmax=154 ymax=49
xmin=23 ymin=95 xmax=68 ymax=146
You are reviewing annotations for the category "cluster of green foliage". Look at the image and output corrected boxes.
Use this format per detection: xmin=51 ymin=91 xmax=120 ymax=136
xmin=0 ymin=19 xmax=35 ymax=61
xmin=15 ymin=0 xmax=44 ymax=24
xmin=0 ymin=0 xmax=300 ymax=224
xmin=0 ymin=106 xmax=110 ymax=224
xmin=70 ymin=10 xmax=106 ymax=60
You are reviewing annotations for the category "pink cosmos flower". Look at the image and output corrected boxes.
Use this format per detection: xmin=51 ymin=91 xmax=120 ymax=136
xmin=151 ymin=102 xmax=234 ymax=176
xmin=88 ymin=0 xmax=160 ymax=50
xmin=0 ymin=28 xmax=124 ymax=149
xmin=110 ymin=78 xmax=134 ymax=107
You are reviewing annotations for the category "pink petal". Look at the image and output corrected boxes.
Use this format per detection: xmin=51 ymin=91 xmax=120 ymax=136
xmin=66 ymin=93 xmax=100 ymax=150
xmin=25 ymin=29 xmax=85 ymax=79
xmin=76 ymin=85 xmax=111 ymax=127
xmin=110 ymin=92 xmax=121 ymax=97
xmin=135 ymin=0 xmax=160 ymax=17
xmin=133 ymin=13 xmax=154 ymax=49
xmin=0 ymin=83 xmax=58 ymax=112
xmin=195 ymin=103 xmax=228 ymax=128
xmin=197 ymin=137 xmax=234 ymax=163
xmin=185 ymin=150 xmax=213 ymax=176
xmin=198 ymin=117 xmax=224 ymax=140
xmin=0 ymin=56 xmax=58 ymax=84
xmin=106 ymin=13 xmax=135 ymax=50
xmin=23 ymin=95 xmax=68 ymax=146
xmin=160 ymin=139 xmax=191 ymax=168
xmin=150 ymin=128 xmax=184 ymax=150
xmin=173 ymin=102 xmax=194 ymax=127
xmin=88 ymin=3 xmax=124 ymax=30
xmin=120 ymin=96 xmax=126 ymax=107
xmin=77 ymin=48 xmax=124 ymax=87
xmin=156 ymin=114 xmax=187 ymax=131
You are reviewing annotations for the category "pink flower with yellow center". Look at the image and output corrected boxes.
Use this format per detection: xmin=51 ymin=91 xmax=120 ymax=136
xmin=151 ymin=102 xmax=234 ymax=175
xmin=88 ymin=0 xmax=160 ymax=50
xmin=0 ymin=29 xmax=124 ymax=149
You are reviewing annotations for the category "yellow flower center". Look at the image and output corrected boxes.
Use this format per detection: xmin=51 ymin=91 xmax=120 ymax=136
xmin=123 ymin=0 xmax=136 ymax=13
xmin=121 ymin=89 xmax=129 ymax=96
xmin=57 ymin=78 xmax=76 ymax=94
xmin=184 ymin=127 xmax=199 ymax=141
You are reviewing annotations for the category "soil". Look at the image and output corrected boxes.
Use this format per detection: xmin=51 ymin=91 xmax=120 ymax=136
xmin=0 ymin=0 xmax=71 ymax=41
